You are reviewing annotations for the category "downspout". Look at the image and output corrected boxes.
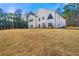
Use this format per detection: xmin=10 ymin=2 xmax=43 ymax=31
xmin=35 ymin=16 xmax=36 ymax=27
xmin=54 ymin=11 xmax=56 ymax=28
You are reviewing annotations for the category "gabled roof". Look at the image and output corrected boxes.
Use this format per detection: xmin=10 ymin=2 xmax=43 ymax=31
xmin=47 ymin=13 xmax=53 ymax=19
xmin=27 ymin=12 xmax=38 ymax=19
xmin=54 ymin=11 xmax=66 ymax=19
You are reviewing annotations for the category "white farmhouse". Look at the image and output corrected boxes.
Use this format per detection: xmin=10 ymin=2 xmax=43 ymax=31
xmin=28 ymin=9 xmax=66 ymax=28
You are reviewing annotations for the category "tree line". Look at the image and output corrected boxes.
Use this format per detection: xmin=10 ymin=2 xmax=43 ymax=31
xmin=1 ymin=3 xmax=79 ymax=30
xmin=63 ymin=3 xmax=79 ymax=27
xmin=56 ymin=3 xmax=79 ymax=27
xmin=0 ymin=9 xmax=28 ymax=29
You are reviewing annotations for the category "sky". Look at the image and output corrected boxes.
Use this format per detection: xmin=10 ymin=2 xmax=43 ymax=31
xmin=0 ymin=3 xmax=66 ymax=13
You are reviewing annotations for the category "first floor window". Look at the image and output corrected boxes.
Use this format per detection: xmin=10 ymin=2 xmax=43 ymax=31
xmin=39 ymin=24 xmax=40 ymax=28
xmin=48 ymin=23 xmax=53 ymax=28
xmin=42 ymin=23 xmax=45 ymax=28
xmin=30 ymin=25 xmax=33 ymax=28
xmin=58 ymin=24 xmax=60 ymax=27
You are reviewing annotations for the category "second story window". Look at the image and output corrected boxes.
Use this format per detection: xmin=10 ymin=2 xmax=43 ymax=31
xmin=39 ymin=18 xmax=40 ymax=21
xmin=42 ymin=17 xmax=44 ymax=20
xmin=29 ymin=19 xmax=33 ymax=22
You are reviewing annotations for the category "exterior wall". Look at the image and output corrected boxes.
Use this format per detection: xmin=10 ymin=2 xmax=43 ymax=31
xmin=54 ymin=12 xmax=66 ymax=28
xmin=46 ymin=11 xmax=56 ymax=28
xmin=36 ymin=9 xmax=55 ymax=28
xmin=28 ymin=9 xmax=66 ymax=28
xmin=28 ymin=15 xmax=36 ymax=28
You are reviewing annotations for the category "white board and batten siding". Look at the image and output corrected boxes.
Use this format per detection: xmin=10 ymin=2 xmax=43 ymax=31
xmin=28 ymin=8 xmax=66 ymax=28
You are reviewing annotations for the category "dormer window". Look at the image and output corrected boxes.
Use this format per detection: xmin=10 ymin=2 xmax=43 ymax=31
xmin=47 ymin=14 xmax=53 ymax=19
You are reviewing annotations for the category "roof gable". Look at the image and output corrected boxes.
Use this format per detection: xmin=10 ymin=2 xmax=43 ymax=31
xmin=47 ymin=13 xmax=53 ymax=19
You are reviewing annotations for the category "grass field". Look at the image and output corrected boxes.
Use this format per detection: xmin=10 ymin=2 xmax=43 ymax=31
xmin=0 ymin=29 xmax=79 ymax=56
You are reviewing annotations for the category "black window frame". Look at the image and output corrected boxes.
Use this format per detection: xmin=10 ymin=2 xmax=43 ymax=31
xmin=30 ymin=24 xmax=33 ymax=28
xmin=42 ymin=17 xmax=44 ymax=20
xmin=39 ymin=24 xmax=40 ymax=27
xmin=42 ymin=23 xmax=45 ymax=28
xmin=48 ymin=23 xmax=53 ymax=28
xmin=39 ymin=18 xmax=40 ymax=21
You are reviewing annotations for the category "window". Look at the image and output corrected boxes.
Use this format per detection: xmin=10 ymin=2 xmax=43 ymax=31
xmin=58 ymin=24 xmax=60 ymax=27
xmin=39 ymin=18 xmax=40 ymax=21
xmin=39 ymin=24 xmax=40 ymax=27
xmin=42 ymin=17 xmax=44 ymax=20
xmin=30 ymin=25 xmax=33 ymax=28
xmin=42 ymin=23 xmax=45 ymax=28
xmin=29 ymin=19 xmax=33 ymax=22
xmin=48 ymin=23 xmax=53 ymax=28
xmin=47 ymin=14 xmax=53 ymax=19
xmin=57 ymin=16 xmax=58 ymax=19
